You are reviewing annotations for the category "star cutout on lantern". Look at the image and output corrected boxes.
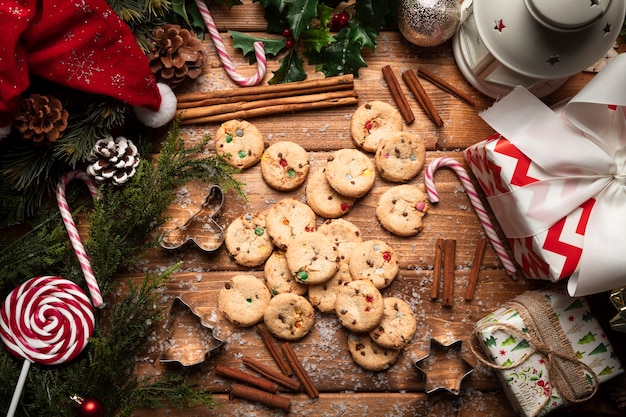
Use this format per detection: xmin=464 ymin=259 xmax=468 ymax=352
xmin=494 ymin=19 xmax=506 ymax=32
xmin=414 ymin=338 xmax=475 ymax=395
xmin=603 ymin=23 xmax=612 ymax=35
xmin=546 ymin=55 xmax=560 ymax=65
xmin=590 ymin=0 xmax=600 ymax=5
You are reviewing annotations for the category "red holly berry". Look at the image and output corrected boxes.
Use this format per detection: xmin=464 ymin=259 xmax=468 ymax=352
xmin=329 ymin=10 xmax=350 ymax=32
xmin=282 ymin=28 xmax=293 ymax=38
xmin=285 ymin=37 xmax=295 ymax=49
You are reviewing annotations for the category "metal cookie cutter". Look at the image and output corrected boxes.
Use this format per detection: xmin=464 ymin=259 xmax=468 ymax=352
xmin=161 ymin=185 xmax=225 ymax=252
xmin=414 ymin=338 xmax=475 ymax=395
xmin=159 ymin=297 xmax=224 ymax=367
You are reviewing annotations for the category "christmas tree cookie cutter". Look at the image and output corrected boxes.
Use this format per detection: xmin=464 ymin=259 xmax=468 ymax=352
xmin=414 ymin=337 xmax=475 ymax=395
xmin=159 ymin=297 xmax=224 ymax=367
xmin=160 ymin=184 xmax=225 ymax=252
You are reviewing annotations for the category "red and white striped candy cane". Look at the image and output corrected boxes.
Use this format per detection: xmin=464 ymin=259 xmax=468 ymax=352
xmin=195 ymin=0 xmax=267 ymax=86
xmin=424 ymin=157 xmax=517 ymax=278
xmin=56 ymin=170 xmax=104 ymax=307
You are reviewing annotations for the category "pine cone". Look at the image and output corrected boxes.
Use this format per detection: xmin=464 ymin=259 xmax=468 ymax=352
xmin=87 ymin=136 xmax=140 ymax=186
xmin=14 ymin=94 xmax=68 ymax=144
xmin=148 ymin=24 xmax=206 ymax=88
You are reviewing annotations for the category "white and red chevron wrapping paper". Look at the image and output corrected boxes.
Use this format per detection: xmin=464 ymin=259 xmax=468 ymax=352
xmin=464 ymin=53 xmax=626 ymax=297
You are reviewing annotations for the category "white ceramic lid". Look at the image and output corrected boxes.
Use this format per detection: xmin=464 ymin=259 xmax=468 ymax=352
xmin=473 ymin=0 xmax=625 ymax=79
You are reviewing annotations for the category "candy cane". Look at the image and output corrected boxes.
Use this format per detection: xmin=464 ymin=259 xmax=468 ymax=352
xmin=425 ymin=157 xmax=517 ymax=278
xmin=195 ymin=0 xmax=267 ymax=86
xmin=56 ymin=170 xmax=104 ymax=307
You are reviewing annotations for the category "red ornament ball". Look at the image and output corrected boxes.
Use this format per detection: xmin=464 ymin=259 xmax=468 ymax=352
xmin=74 ymin=397 xmax=105 ymax=417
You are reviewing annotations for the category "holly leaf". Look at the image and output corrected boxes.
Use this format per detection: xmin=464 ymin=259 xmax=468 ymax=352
xmin=285 ymin=0 xmax=318 ymax=40
xmin=269 ymin=50 xmax=307 ymax=84
xmin=307 ymin=27 xmax=368 ymax=77
xmin=229 ymin=31 xmax=287 ymax=63
xmin=300 ymin=28 xmax=335 ymax=54
xmin=354 ymin=0 xmax=398 ymax=29
xmin=346 ymin=19 xmax=378 ymax=51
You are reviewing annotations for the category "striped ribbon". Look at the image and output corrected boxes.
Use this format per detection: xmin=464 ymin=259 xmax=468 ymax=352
xmin=425 ymin=157 xmax=517 ymax=278
xmin=195 ymin=0 xmax=267 ymax=86
xmin=56 ymin=170 xmax=104 ymax=307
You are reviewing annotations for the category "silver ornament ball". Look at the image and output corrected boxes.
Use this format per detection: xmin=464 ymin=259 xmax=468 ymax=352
xmin=398 ymin=0 xmax=461 ymax=47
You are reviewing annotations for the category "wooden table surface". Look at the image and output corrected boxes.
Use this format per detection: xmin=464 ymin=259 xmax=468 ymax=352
xmin=128 ymin=2 xmax=626 ymax=416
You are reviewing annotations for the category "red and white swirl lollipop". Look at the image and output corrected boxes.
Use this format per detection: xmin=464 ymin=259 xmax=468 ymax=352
xmin=0 ymin=171 xmax=103 ymax=417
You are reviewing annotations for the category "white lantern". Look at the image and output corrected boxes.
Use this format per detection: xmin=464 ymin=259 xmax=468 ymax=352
xmin=452 ymin=0 xmax=626 ymax=98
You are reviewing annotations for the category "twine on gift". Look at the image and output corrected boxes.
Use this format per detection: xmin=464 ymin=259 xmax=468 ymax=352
xmin=425 ymin=157 xmax=517 ymax=279
xmin=56 ymin=170 xmax=104 ymax=308
xmin=469 ymin=291 xmax=598 ymax=409
xmin=195 ymin=0 xmax=267 ymax=86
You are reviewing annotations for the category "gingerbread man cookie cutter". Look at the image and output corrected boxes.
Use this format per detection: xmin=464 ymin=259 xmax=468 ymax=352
xmin=160 ymin=185 xmax=225 ymax=252
xmin=159 ymin=297 xmax=224 ymax=367
xmin=414 ymin=338 xmax=475 ymax=395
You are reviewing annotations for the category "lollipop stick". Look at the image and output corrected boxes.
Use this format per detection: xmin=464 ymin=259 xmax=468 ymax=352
xmin=7 ymin=360 xmax=30 ymax=417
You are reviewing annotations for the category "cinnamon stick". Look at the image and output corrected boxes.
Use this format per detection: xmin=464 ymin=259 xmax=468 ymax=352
xmin=180 ymin=97 xmax=359 ymax=125
xmin=256 ymin=324 xmax=293 ymax=376
xmin=402 ymin=69 xmax=443 ymax=127
xmin=176 ymin=74 xmax=354 ymax=103
xmin=381 ymin=65 xmax=415 ymax=124
xmin=464 ymin=238 xmax=487 ymax=301
xmin=178 ymin=90 xmax=357 ymax=121
xmin=177 ymin=83 xmax=352 ymax=109
xmin=431 ymin=238 xmax=444 ymax=300
xmin=281 ymin=342 xmax=319 ymax=399
xmin=417 ymin=67 xmax=475 ymax=106
xmin=215 ymin=364 xmax=279 ymax=393
xmin=242 ymin=356 xmax=302 ymax=391
xmin=229 ymin=383 xmax=291 ymax=411
xmin=442 ymin=239 xmax=456 ymax=308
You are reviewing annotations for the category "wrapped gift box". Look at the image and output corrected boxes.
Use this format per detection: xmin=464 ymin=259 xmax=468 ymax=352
xmin=475 ymin=288 xmax=623 ymax=417
xmin=464 ymin=53 xmax=626 ymax=296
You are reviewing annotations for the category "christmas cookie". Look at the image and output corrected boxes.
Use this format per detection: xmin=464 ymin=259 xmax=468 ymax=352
xmin=324 ymin=148 xmax=375 ymax=198
xmin=369 ymin=297 xmax=417 ymax=349
xmin=316 ymin=218 xmax=363 ymax=263
xmin=218 ymin=274 xmax=271 ymax=327
xmin=305 ymin=168 xmax=355 ymax=218
xmin=334 ymin=279 xmax=384 ymax=332
xmin=308 ymin=261 xmax=353 ymax=313
xmin=215 ymin=119 xmax=265 ymax=169
xmin=265 ymin=198 xmax=317 ymax=250
xmin=263 ymin=293 xmax=315 ymax=341
xmin=375 ymin=184 xmax=430 ymax=237
xmin=347 ymin=332 xmax=401 ymax=371
xmin=225 ymin=212 xmax=274 ymax=267
xmin=351 ymin=101 xmax=403 ymax=152
xmin=349 ymin=239 xmax=399 ymax=289
xmin=264 ymin=250 xmax=308 ymax=296
xmin=285 ymin=231 xmax=340 ymax=285
xmin=374 ymin=131 xmax=425 ymax=182
xmin=261 ymin=141 xmax=310 ymax=191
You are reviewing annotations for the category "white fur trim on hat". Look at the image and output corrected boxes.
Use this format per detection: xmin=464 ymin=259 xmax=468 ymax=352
xmin=0 ymin=124 xmax=11 ymax=140
xmin=133 ymin=83 xmax=177 ymax=128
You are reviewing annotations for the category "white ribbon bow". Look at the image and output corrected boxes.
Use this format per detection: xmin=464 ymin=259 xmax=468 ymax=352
xmin=480 ymin=53 xmax=626 ymax=296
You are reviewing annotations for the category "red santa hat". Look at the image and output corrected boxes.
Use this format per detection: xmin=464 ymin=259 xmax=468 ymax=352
xmin=0 ymin=0 xmax=177 ymax=140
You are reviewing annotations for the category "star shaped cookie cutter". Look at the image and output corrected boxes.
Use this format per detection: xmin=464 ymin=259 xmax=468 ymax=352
xmin=159 ymin=297 xmax=224 ymax=367
xmin=414 ymin=338 xmax=475 ymax=395
xmin=160 ymin=184 xmax=225 ymax=252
